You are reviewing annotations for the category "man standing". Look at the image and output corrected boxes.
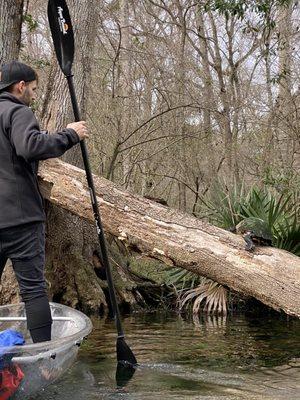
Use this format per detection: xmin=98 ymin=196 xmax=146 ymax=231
xmin=0 ymin=60 xmax=88 ymax=343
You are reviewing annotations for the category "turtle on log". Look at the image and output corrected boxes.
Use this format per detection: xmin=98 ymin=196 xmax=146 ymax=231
xmin=235 ymin=217 xmax=273 ymax=252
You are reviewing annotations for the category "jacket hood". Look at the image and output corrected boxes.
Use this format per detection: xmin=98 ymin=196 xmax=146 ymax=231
xmin=0 ymin=92 xmax=26 ymax=106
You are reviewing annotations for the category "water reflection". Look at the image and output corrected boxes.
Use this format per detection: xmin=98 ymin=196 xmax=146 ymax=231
xmin=115 ymin=361 xmax=137 ymax=388
xmin=37 ymin=312 xmax=300 ymax=399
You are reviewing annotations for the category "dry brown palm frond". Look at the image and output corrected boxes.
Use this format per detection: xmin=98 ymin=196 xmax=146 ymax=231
xmin=179 ymin=278 xmax=228 ymax=315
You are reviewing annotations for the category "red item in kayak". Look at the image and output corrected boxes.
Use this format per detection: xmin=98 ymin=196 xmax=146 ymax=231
xmin=0 ymin=364 xmax=24 ymax=400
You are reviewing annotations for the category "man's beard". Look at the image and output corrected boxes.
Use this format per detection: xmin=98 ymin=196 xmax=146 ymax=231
xmin=20 ymin=87 xmax=31 ymax=106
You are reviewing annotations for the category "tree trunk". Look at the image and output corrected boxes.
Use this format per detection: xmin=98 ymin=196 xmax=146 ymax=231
xmin=38 ymin=158 xmax=300 ymax=318
xmin=0 ymin=0 xmax=23 ymax=64
xmin=275 ymin=4 xmax=296 ymax=172
xmin=41 ymin=0 xmax=97 ymax=168
xmin=38 ymin=0 xmax=114 ymax=313
xmin=0 ymin=0 xmax=24 ymax=304
xmin=208 ymin=12 xmax=234 ymax=179
xmin=115 ymin=0 xmax=135 ymax=190
xmin=175 ymin=3 xmax=188 ymax=212
xmin=262 ymin=17 xmax=275 ymax=173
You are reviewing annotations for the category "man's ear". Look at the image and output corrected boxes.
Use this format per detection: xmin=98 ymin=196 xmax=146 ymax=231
xmin=16 ymin=81 xmax=26 ymax=93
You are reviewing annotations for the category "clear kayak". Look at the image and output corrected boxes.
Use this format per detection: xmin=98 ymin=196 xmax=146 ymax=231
xmin=0 ymin=302 xmax=93 ymax=399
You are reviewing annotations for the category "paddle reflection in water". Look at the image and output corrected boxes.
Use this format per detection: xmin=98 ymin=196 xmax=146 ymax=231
xmin=36 ymin=312 xmax=300 ymax=399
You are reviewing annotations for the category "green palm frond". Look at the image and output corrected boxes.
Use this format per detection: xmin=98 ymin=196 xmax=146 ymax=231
xmin=165 ymin=267 xmax=200 ymax=290
xmin=200 ymin=180 xmax=246 ymax=229
xmin=273 ymin=216 xmax=300 ymax=256
xmin=241 ymin=189 xmax=295 ymax=229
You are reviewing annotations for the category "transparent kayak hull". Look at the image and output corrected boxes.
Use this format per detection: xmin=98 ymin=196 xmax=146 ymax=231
xmin=0 ymin=302 xmax=93 ymax=399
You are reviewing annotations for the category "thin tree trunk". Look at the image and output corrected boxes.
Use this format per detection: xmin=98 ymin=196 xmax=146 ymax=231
xmin=262 ymin=16 xmax=276 ymax=174
xmin=118 ymin=0 xmax=135 ymax=190
xmin=175 ymin=1 xmax=188 ymax=211
xmin=276 ymin=4 xmax=294 ymax=170
xmin=208 ymin=12 xmax=233 ymax=178
xmin=196 ymin=8 xmax=215 ymax=165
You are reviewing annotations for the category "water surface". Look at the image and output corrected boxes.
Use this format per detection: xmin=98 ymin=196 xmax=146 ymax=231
xmin=36 ymin=312 xmax=300 ymax=399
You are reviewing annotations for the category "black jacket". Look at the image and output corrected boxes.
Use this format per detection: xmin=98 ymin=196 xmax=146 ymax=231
xmin=0 ymin=92 xmax=80 ymax=229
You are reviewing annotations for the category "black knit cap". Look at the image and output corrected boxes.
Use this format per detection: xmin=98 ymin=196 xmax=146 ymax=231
xmin=0 ymin=61 xmax=37 ymax=92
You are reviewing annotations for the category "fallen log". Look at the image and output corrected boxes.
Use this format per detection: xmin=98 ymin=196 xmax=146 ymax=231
xmin=38 ymin=158 xmax=300 ymax=318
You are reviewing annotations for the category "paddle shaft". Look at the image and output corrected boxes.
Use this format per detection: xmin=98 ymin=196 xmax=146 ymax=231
xmin=66 ymin=75 xmax=124 ymax=338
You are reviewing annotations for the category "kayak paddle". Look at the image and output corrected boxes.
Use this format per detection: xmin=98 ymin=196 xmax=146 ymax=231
xmin=47 ymin=0 xmax=137 ymax=368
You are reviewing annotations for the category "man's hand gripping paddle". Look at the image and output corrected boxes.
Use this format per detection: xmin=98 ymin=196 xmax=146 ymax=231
xmin=47 ymin=0 xmax=137 ymax=377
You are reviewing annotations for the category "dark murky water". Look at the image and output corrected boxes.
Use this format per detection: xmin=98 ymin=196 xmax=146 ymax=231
xmin=36 ymin=312 xmax=300 ymax=399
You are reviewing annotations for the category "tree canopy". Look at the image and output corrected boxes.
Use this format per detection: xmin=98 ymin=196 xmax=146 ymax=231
xmin=205 ymin=0 xmax=292 ymax=17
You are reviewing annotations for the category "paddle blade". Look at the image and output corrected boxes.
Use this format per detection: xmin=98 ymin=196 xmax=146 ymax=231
xmin=47 ymin=0 xmax=74 ymax=76
xmin=115 ymin=361 xmax=137 ymax=388
xmin=117 ymin=337 xmax=137 ymax=366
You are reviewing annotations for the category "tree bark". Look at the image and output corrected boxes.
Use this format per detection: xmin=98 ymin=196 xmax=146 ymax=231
xmin=38 ymin=158 xmax=300 ymax=318
xmin=0 ymin=0 xmax=23 ymax=65
xmin=0 ymin=0 xmax=23 ymax=305
xmin=35 ymin=0 xmax=115 ymax=314
xmin=41 ymin=0 xmax=97 ymax=168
